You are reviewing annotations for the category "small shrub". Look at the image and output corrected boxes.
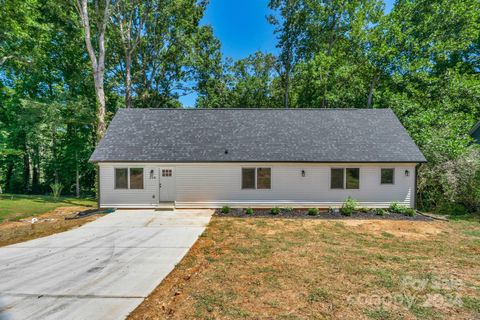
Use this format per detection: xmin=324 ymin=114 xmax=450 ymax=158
xmin=404 ymin=208 xmax=416 ymax=216
xmin=221 ymin=206 xmax=230 ymax=214
xmin=388 ymin=202 xmax=399 ymax=212
xmin=270 ymin=207 xmax=280 ymax=215
xmin=50 ymin=183 xmax=64 ymax=199
xmin=374 ymin=208 xmax=387 ymax=216
xmin=283 ymin=207 xmax=293 ymax=213
xmin=340 ymin=197 xmax=358 ymax=216
xmin=308 ymin=208 xmax=319 ymax=216
xmin=389 ymin=202 xmax=416 ymax=216
xmin=435 ymin=202 xmax=468 ymax=216
xmin=388 ymin=201 xmax=404 ymax=213
xmin=358 ymin=207 xmax=370 ymax=213
xmin=245 ymin=207 xmax=254 ymax=215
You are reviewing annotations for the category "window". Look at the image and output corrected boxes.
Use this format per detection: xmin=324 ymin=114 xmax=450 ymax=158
xmin=242 ymin=168 xmax=255 ymax=189
xmin=257 ymin=168 xmax=271 ymax=189
xmin=130 ymin=168 xmax=144 ymax=189
xmin=330 ymin=168 xmax=344 ymax=189
xmin=115 ymin=168 xmax=128 ymax=189
xmin=381 ymin=168 xmax=394 ymax=184
xmin=162 ymin=169 xmax=172 ymax=177
xmin=346 ymin=168 xmax=360 ymax=189
xmin=242 ymin=167 xmax=271 ymax=189
xmin=115 ymin=168 xmax=144 ymax=189
xmin=331 ymin=168 xmax=360 ymax=189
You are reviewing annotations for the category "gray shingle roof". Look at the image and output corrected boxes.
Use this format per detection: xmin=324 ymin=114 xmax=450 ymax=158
xmin=89 ymin=108 xmax=426 ymax=163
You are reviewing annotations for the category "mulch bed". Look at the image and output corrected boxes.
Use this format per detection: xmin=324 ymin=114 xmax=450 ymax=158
xmin=214 ymin=208 xmax=433 ymax=221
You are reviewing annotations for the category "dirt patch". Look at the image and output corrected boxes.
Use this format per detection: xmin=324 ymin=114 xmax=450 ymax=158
xmin=0 ymin=206 xmax=102 ymax=247
xmin=129 ymin=217 xmax=480 ymax=320
xmin=337 ymin=220 xmax=446 ymax=240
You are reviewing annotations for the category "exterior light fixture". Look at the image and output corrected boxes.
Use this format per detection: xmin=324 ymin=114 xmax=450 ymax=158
xmin=150 ymin=169 xmax=155 ymax=179
xmin=405 ymin=170 xmax=409 ymax=177
xmin=301 ymin=170 xmax=306 ymax=177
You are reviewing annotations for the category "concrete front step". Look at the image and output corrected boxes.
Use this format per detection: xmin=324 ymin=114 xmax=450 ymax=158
xmin=155 ymin=202 xmax=175 ymax=211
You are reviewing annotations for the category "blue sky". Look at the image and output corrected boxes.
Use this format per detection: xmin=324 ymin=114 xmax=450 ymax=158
xmin=180 ymin=0 xmax=395 ymax=107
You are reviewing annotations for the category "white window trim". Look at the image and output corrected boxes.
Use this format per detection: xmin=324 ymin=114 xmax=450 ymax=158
xmin=256 ymin=167 xmax=272 ymax=190
xmin=241 ymin=167 xmax=272 ymax=190
xmin=330 ymin=167 xmax=360 ymax=190
xmin=114 ymin=167 xmax=144 ymax=190
xmin=380 ymin=168 xmax=395 ymax=185
xmin=114 ymin=168 xmax=128 ymax=190
xmin=345 ymin=167 xmax=360 ymax=190
xmin=330 ymin=167 xmax=345 ymax=190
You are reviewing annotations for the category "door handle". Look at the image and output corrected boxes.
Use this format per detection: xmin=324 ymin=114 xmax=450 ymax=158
xmin=159 ymin=183 xmax=162 ymax=188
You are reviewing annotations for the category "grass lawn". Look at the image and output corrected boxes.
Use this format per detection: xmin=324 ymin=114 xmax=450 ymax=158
xmin=130 ymin=215 xmax=480 ymax=320
xmin=0 ymin=193 xmax=96 ymax=222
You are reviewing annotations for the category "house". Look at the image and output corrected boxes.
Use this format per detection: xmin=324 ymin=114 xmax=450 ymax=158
xmin=470 ymin=120 xmax=480 ymax=143
xmin=89 ymin=108 xmax=426 ymax=209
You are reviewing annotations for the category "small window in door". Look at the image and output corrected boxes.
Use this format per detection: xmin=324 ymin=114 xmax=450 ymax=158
xmin=162 ymin=169 xmax=172 ymax=177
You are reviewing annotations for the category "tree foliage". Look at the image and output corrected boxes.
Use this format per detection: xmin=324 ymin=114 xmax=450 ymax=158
xmin=0 ymin=0 xmax=479 ymax=211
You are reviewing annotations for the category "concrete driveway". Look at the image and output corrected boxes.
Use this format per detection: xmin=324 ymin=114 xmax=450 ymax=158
xmin=0 ymin=209 xmax=213 ymax=320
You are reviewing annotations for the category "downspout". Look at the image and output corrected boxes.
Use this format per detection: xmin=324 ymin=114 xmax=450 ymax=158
xmin=97 ymin=164 xmax=101 ymax=209
xmin=414 ymin=164 xmax=419 ymax=209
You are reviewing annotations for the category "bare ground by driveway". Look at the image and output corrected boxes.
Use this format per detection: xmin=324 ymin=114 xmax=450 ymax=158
xmin=0 ymin=209 xmax=213 ymax=320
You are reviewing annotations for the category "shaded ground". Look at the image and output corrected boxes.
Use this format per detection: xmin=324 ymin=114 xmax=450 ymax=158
xmin=129 ymin=217 xmax=480 ymax=320
xmin=0 ymin=206 xmax=102 ymax=247
xmin=0 ymin=193 xmax=96 ymax=222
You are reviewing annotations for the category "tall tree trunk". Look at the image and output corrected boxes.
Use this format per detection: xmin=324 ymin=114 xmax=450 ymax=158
xmin=367 ymin=74 xmax=380 ymax=108
xmin=75 ymin=0 xmax=110 ymax=141
xmin=5 ymin=160 xmax=14 ymax=193
xmin=23 ymin=148 xmax=30 ymax=194
xmin=75 ymin=151 xmax=80 ymax=198
xmin=283 ymin=49 xmax=292 ymax=108
xmin=113 ymin=0 xmax=146 ymax=108
xmin=93 ymin=71 xmax=107 ymax=138
xmin=52 ymin=129 xmax=58 ymax=184
xmin=284 ymin=69 xmax=290 ymax=108
xmin=32 ymin=145 xmax=40 ymax=193
xmin=124 ymin=51 xmax=132 ymax=108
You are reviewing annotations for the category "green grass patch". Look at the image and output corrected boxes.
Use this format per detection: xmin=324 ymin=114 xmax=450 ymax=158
xmin=463 ymin=230 xmax=480 ymax=238
xmin=0 ymin=193 xmax=96 ymax=222
xmin=307 ymin=287 xmax=329 ymax=302
xmin=462 ymin=296 xmax=480 ymax=313
xmin=366 ymin=306 xmax=401 ymax=320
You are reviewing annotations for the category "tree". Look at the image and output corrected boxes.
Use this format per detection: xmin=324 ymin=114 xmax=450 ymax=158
xmin=268 ymin=0 xmax=306 ymax=108
xmin=227 ymin=52 xmax=281 ymax=107
xmin=194 ymin=26 xmax=231 ymax=108
xmin=111 ymin=0 xmax=150 ymax=108
xmin=74 ymin=0 xmax=111 ymax=140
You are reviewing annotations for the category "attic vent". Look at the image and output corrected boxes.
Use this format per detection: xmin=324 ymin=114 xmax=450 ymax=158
xmin=224 ymin=149 xmax=229 ymax=154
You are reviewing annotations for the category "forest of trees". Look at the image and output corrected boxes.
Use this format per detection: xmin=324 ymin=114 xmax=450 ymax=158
xmin=0 ymin=0 xmax=479 ymax=213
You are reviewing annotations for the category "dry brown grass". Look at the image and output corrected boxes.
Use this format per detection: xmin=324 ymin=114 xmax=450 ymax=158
xmin=129 ymin=217 xmax=480 ymax=320
xmin=0 ymin=206 xmax=102 ymax=247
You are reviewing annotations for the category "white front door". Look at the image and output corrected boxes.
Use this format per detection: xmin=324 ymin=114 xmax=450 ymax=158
xmin=159 ymin=167 xmax=175 ymax=202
